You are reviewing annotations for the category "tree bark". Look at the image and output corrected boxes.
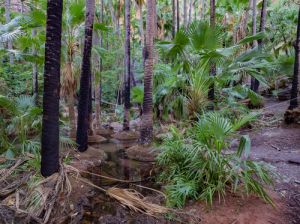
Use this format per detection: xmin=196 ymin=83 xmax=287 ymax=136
xmin=76 ymin=0 xmax=95 ymax=152
xmin=41 ymin=0 xmax=63 ymax=177
xmin=188 ymin=0 xmax=193 ymax=25
xmin=208 ymin=0 xmax=215 ymax=109
xmin=172 ymin=0 xmax=176 ymax=38
xmin=136 ymin=1 xmax=144 ymax=45
xmin=184 ymin=0 xmax=187 ymax=28
xmin=289 ymin=6 xmax=300 ymax=110
xmin=176 ymin=0 xmax=180 ymax=31
xmin=95 ymin=0 xmax=104 ymax=130
xmin=123 ymin=0 xmax=131 ymax=131
xmin=251 ymin=0 xmax=267 ymax=92
xmin=5 ymin=0 xmax=13 ymax=64
xmin=140 ymin=0 xmax=155 ymax=144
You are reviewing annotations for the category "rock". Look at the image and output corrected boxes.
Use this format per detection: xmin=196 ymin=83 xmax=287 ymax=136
xmin=112 ymin=131 xmax=139 ymax=141
xmin=88 ymin=135 xmax=107 ymax=144
xmin=126 ymin=145 xmax=158 ymax=162
xmin=129 ymin=118 xmax=141 ymax=130
xmin=110 ymin=122 xmax=123 ymax=132
xmin=95 ymin=127 xmax=114 ymax=139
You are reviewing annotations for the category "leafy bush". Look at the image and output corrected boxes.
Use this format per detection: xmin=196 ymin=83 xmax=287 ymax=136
xmin=157 ymin=112 xmax=273 ymax=207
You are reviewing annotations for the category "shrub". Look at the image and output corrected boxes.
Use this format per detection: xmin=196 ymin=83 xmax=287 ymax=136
xmin=157 ymin=112 xmax=273 ymax=207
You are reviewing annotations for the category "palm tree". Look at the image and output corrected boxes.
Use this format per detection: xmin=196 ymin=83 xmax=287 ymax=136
xmin=289 ymin=6 xmax=300 ymax=110
xmin=135 ymin=0 xmax=145 ymax=45
xmin=123 ymin=0 xmax=131 ymax=131
xmin=5 ymin=0 xmax=13 ymax=64
xmin=94 ymin=0 xmax=104 ymax=131
xmin=76 ymin=0 xmax=95 ymax=152
xmin=177 ymin=0 xmax=180 ymax=31
xmin=188 ymin=0 xmax=193 ymax=24
xmin=251 ymin=0 xmax=267 ymax=92
xmin=184 ymin=0 xmax=188 ymax=28
xmin=208 ymin=0 xmax=215 ymax=108
xmin=140 ymin=0 xmax=155 ymax=144
xmin=172 ymin=0 xmax=176 ymax=38
xmin=41 ymin=0 xmax=64 ymax=177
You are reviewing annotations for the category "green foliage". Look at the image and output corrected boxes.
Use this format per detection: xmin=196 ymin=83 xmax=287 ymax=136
xmin=157 ymin=112 xmax=273 ymax=207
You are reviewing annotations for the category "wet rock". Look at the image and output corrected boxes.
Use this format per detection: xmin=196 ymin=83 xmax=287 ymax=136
xmin=130 ymin=118 xmax=141 ymax=130
xmin=95 ymin=127 xmax=114 ymax=139
xmin=88 ymin=135 xmax=107 ymax=144
xmin=110 ymin=122 xmax=123 ymax=132
xmin=126 ymin=145 xmax=158 ymax=162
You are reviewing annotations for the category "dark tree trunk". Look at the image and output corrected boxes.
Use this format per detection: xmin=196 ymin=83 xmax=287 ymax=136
xmin=123 ymin=0 xmax=131 ymax=131
xmin=172 ymin=0 xmax=176 ymax=38
xmin=208 ymin=0 xmax=215 ymax=109
xmin=289 ymin=6 xmax=300 ymax=110
xmin=140 ymin=0 xmax=155 ymax=144
xmin=251 ymin=0 xmax=267 ymax=92
xmin=76 ymin=0 xmax=95 ymax=152
xmin=41 ymin=0 xmax=63 ymax=177
xmin=176 ymin=0 xmax=180 ymax=31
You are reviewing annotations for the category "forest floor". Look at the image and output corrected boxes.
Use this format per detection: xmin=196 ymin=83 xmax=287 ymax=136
xmin=62 ymin=97 xmax=300 ymax=224
xmin=1 ymin=97 xmax=300 ymax=224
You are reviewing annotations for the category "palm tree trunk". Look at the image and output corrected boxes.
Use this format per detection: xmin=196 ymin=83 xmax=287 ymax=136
xmin=140 ymin=0 xmax=155 ymax=144
xmin=95 ymin=0 xmax=104 ymax=130
xmin=251 ymin=0 xmax=267 ymax=92
xmin=172 ymin=0 xmax=176 ymax=38
xmin=32 ymin=29 xmax=38 ymax=103
xmin=5 ymin=0 xmax=13 ymax=64
xmin=136 ymin=1 xmax=144 ymax=45
xmin=184 ymin=0 xmax=187 ymax=28
xmin=123 ymin=0 xmax=131 ymax=131
xmin=41 ymin=0 xmax=63 ymax=177
xmin=188 ymin=0 xmax=193 ymax=25
xmin=208 ymin=0 xmax=215 ymax=108
xmin=289 ymin=6 xmax=300 ymax=110
xmin=176 ymin=0 xmax=180 ymax=31
xmin=68 ymin=95 xmax=76 ymax=138
xmin=154 ymin=0 xmax=158 ymax=38
xmin=76 ymin=0 xmax=95 ymax=152
xmin=201 ymin=0 xmax=206 ymax=20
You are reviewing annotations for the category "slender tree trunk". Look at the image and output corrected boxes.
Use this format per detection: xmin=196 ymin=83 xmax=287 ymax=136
xmin=95 ymin=0 xmax=104 ymax=130
xmin=188 ymin=0 xmax=193 ymax=25
xmin=76 ymin=0 xmax=95 ymax=152
xmin=136 ymin=2 xmax=144 ymax=45
xmin=41 ymin=0 xmax=63 ymax=177
xmin=289 ymin=6 xmax=300 ymax=110
xmin=32 ymin=29 xmax=38 ymax=103
xmin=5 ymin=0 xmax=13 ymax=64
xmin=208 ymin=0 xmax=215 ymax=108
xmin=172 ymin=0 xmax=176 ymax=38
xmin=154 ymin=0 xmax=158 ymax=38
xmin=176 ymin=0 xmax=180 ymax=31
xmin=123 ymin=0 xmax=131 ymax=131
xmin=201 ymin=0 xmax=206 ymax=20
xmin=184 ymin=0 xmax=187 ymax=28
xmin=140 ymin=0 xmax=154 ymax=144
xmin=251 ymin=0 xmax=267 ymax=92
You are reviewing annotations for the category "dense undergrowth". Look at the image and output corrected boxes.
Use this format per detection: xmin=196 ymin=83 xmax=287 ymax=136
xmin=157 ymin=112 xmax=273 ymax=207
